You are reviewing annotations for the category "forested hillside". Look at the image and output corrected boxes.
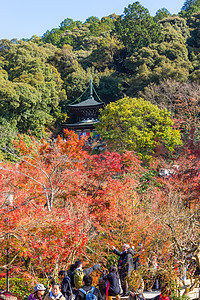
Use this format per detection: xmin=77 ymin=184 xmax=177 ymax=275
xmin=0 ymin=0 xmax=199 ymax=143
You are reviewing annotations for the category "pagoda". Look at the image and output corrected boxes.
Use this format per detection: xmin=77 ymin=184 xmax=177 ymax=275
xmin=63 ymin=78 xmax=104 ymax=138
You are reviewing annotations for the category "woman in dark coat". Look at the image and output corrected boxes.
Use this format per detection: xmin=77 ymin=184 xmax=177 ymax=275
xmin=103 ymin=265 xmax=121 ymax=300
xmin=112 ymin=244 xmax=134 ymax=295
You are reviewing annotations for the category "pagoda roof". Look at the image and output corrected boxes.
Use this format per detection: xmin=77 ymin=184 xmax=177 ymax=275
xmin=68 ymin=97 xmax=104 ymax=109
xmin=63 ymin=119 xmax=99 ymax=130
xmin=69 ymin=118 xmax=99 ymax=125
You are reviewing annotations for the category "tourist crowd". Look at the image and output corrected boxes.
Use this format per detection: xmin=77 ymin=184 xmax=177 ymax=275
xmin=15 ymin=244 xmax=173 ymax=300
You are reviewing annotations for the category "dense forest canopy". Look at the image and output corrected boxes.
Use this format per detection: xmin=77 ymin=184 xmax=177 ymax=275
xmin=0 ymin=0 xmax=199 ymax=143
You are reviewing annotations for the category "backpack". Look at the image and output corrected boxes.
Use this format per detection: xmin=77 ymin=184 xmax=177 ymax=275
xmin=73 ymin=269 xmax=85 ymax=289
xmin=79 ymin=287 xmax=97 ymax=300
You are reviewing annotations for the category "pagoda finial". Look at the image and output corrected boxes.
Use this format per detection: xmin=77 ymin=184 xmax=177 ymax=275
xmin=89 ymin=77 xmax=93 ymax=99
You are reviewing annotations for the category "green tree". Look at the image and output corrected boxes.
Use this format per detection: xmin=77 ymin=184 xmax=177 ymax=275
xmin=50 ymin=45 xmax=79 ymax=79
xmin=85 ymin=16 xmax=100 ymax=24
xmin=86 ymin=33 xmax=123 ymax=70
xmin=85 ymin=16 xmax=115 ymax=36
xmin=42 ymin=18 xmax=83 ymax=47
xmin=42 ymin=28 xmax=63 ymax=47
xmin=123 ymin=15 xmax=192 ymax=95
xmin=124 ymin=43 xmax=191 ymax=95
xmin=159 ymin=16 xmax=190 ymax=41
xmin=182 ymin=0 xmax=197 ymax=11
xmin=114 ymin=2 xmax=163 ymax=53
xmin=64 ymin=66 xmax=100 ymax=101
xmin=154 ymin=8 xmax=171 ymax=22
xmin=0 ymin=118 xmax=21 ymax=160
xmin=96 ymin=69 xmax=124 ymax=104
xmin=42 ymin=16 xmax=114 ymax=48
xmin=187 ymin=12 xmax=200 ymax=49
xmin=59 ymin=18 xmax=82 ymax=31
xmin=0 ymin=40 xmax=67 ymax=136
xmin=181 ymin=0 xmax=200 ymax=16
xmin=96 ymin=97 xmax=182 ymax=160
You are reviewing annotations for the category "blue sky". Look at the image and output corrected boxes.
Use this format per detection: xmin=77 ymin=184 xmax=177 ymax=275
xmin=0 ymin=0 xmax=185 ymax=40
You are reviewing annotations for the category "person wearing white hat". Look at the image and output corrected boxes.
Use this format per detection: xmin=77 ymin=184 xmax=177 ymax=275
xmin=28 ymin=284 xmax=46 ymax=300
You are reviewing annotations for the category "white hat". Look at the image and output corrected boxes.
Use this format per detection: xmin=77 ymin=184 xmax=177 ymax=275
xmin=34 ymin=284 xmax=46 ymax=292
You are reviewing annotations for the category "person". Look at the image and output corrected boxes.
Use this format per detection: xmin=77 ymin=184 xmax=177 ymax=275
xmin=0 ymin=290 xmax=17 ymax=300
xmin=68 ymin=264 xmax=76 ymax=278
xmin=58 ymin=270 xmax=73 ymax=300
xmin=149 ymin=255 xmax=159 ymax=291
xmin=153 ymin=285 xmax=172 ymax=300
xmin=112 ymin=244 xmax=134 ymax=296
xmin=127 ymin=271 xmax=144 ymax=300
xmin=75 ymin=275 xmax=103 ymax=300
xmin=44 ymin=283 xmax=65 ymax=300
xmin=28 ymin=284 xmax=46 ymax=300
xmin=132 ymin=246 xmax=140 ymax=271
xmin=72 ymin=260 xmax=100 ymax=290
xmin=67 ymin=265 xmax=76 ymax=290
xmin=48 ymin=276 xmax=56 ymax=289
xmin=103 ymin=265 xmax=120 ymax=300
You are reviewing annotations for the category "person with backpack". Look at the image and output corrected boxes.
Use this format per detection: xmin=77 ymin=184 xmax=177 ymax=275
xmin=75 ymin=275 xmax=103 ymax=300
xmin=103 ymin=265 xmax=121 ymax=300
xmin=68 ymin=265 xmax=76 ymax=279
xmin=28 ymin=284 xmax=46 ymax=300
xmin=73 ymin=260 xmax=100 ymax=290
xmin=58 ymin=270 xmax=73 ymax=300
xmin=44 ymin=283 xmax=65 ymax=300
xmin=67 ymin=265 xmax=76 ymax=291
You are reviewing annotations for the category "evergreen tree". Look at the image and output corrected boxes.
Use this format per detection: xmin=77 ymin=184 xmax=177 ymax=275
xmin=181 ymin=0 xmax=200 ymax=17
xmin=182 ymin=0 xmax=197 ymax=11
xmin=154 ymin=8 xmax=171 ymax=22
xmin=114 ymin=2 xmax=163 ymax=53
